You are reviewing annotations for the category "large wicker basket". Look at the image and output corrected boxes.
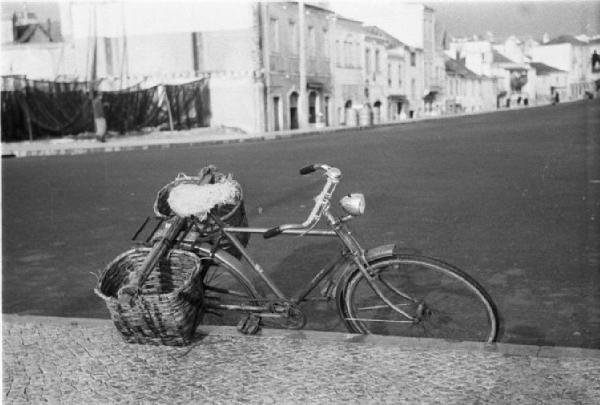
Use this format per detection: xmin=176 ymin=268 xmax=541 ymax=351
xmin=95 ymin=247 xmax=205 ymax=346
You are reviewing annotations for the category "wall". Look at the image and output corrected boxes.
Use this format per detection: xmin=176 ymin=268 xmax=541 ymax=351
xmin=531 ymin=43 xmax=570 ymax=72
xmin=1 ymin=42 xmax=77 ymax=79
xmin=200 ymin=30 xmax=256 ymax=73
xmin=404 ymin=48 xmax=425 ymax=116
xmin=535 ymin=72 xmax=569 ymax=103
xmin=61 ymin=2 xmax=254 ymax=39
xmin=209 ymin=73 xmax=262 ymax=134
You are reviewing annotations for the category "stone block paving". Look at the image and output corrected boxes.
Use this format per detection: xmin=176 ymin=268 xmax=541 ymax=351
xmin=3 ymin=315 xmax=600 ymax=404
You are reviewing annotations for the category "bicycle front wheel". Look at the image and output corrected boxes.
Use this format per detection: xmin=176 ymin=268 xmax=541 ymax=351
xmin=338 ymin=255 xmax=498 ymax=343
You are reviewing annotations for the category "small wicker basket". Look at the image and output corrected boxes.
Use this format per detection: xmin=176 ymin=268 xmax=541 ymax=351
xmin=95 ymin=247 xmax=204 ymax=346
xmin=153 ymin=170 xmax=250 ymax=257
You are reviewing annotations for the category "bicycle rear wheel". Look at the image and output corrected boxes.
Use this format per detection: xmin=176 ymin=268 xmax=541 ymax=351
xmin=199 ymin=257 xmax=261 ymax=326
xmin=338 ymin=255 xmax=498 ymax=343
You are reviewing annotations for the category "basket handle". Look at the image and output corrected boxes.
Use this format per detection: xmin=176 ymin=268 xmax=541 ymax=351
xmin=117 ymin=216 xmax=188 ymax=305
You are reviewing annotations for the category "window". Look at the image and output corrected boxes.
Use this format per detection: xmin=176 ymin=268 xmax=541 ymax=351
xmin=387 ymin=63 xmax=391 ymax=87
xmin=410 ymin=52 xmax=416 ymax=67
xmin=308 ymin=26 xmax=315 ymax=56
xmin=336 ymin=40 xmax=341 ymax=66
xmin=344 ymin=40 xmax=350 ymax=67
xmin=398 ymin=64 xmax=402 ymax=87
xmin=270 ymin=18 xmax=279 ymax=52
xmin=365 ymin=48 xmax=371 ymax=73
xmin=323 ymin=28 xmax=329 ymax=57
xmin=289 ymin=20 xmax=298 ymax=54
xmin=411 ymin=78 xmax=416 ymax=99
xmin=375 ymin=49 xmax=381 ymax=72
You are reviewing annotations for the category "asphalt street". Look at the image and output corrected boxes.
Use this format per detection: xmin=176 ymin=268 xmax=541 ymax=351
xmin=3 ymin=100 xmax=600 ymax=348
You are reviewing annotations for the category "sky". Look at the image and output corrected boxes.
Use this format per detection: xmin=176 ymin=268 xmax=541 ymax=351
xmin=425 ymin=1 xmax=600 ymax=39
xmin=331 ymin=0 xmax=600 ymax=41
xmin=2 ymin=0 xmax=600 ymax=41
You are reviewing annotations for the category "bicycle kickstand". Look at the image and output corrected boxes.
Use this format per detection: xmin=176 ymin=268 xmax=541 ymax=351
xmin=237 ymin=314 xmax=262 ymax=335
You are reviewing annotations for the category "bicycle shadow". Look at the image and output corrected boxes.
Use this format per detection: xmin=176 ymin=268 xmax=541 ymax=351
xmin=273 ymin=240 xmax=348 ymax=332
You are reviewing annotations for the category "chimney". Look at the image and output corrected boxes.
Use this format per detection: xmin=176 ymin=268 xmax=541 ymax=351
xmin=542 ymin=33 xmax=549 ymax=44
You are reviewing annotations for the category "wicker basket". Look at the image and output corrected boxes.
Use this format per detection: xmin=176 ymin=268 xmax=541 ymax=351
xmin=153 ymin=170 xmax=250 ymax=257
xmin=95 ymin=247 xmax=204 ymax=346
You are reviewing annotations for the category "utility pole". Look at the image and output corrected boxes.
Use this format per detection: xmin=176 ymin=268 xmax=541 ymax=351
xmin=298 ymin=0 xmax=307 ymax=129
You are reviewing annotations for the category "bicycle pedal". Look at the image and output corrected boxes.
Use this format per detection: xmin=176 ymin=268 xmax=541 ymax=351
xmin=237 ymin=314 xmax=261 ymax=335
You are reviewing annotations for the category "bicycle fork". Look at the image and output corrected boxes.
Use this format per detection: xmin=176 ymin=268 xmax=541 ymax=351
xmin=328 ymin=212 xmax=420 ymax=324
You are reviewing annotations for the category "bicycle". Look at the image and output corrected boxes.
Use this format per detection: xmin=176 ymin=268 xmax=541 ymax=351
xmin=126 ymin=164 xmax=499 ymax=343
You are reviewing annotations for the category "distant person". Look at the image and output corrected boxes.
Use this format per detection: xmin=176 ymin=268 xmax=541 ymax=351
xmin=92 ymin=92 xmax=107 ymax=142
xmin=552 ymin=91 xmax=560 ymax=105
xmin=524 ymin=97 xmax=529 ymax=106
xmin=592 ymin=50 xmax=600 ymax=72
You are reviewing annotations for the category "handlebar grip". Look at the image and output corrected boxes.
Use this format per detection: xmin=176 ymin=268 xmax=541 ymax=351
xmin=263 ymin=226 xmax=282 ymax=239
xmin=299 ymin=164 xmax=317 ymax=175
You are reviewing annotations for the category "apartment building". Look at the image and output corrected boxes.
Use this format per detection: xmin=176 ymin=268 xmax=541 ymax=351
xmin=529 ymin=62 xmax=569 ymax=103
xmin=331 ymin=14 xmax=364 ymax=127
xmin=531 ymin=35 xmax=596 ymax=100
xmin=363 ymin=26 xmax=390 ymax=124
xmin=445 ymin=57 xmax=497 ymax=113
xmin=261 ymin=2 xmax=334 ymax=131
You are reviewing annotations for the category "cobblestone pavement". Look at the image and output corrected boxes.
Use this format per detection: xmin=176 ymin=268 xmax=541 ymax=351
xmin=3 ymin=315 xmax=600 ymax=404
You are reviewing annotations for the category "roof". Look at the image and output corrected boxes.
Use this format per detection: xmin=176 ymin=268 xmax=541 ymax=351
xmin=363 ymin=25 xmax=405 ymax=48
xmin=544 ymin=35 xmax=588 ymax=46
xmin=529 ymin=62 xmax=567 ymax=75
xmin=305 ymin=3 xmax=334 ymax=14
xmin=445 ymin=57 xmax=479 ymax=79
xmin=492 ymin=50 xmax=517 ymax=64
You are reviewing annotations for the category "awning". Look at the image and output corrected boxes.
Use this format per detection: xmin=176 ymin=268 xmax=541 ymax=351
xmin=388 ymin=94 xmax=407 ymax=101
xmin=423 ymin=91 xmax=438 ymax=102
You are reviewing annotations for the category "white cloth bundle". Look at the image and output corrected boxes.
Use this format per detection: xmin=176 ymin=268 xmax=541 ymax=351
xmin=167 ymin=180 xmax=239 ymax=219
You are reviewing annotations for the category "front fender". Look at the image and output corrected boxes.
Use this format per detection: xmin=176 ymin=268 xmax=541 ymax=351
xmin=323 ymin=244 xmax=419 ymax=300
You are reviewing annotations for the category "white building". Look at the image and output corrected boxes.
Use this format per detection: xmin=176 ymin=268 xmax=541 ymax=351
xmin=531 ymin=35 xmax=596 ymax=100
xmin=529 ymin=62 xmax=569 ymax=104
xmin=447 ymin=39 xmax=534 ymax=106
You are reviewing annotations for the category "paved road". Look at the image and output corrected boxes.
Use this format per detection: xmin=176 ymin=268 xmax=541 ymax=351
xmin=3 ymin=100 xmax=600 ymax=348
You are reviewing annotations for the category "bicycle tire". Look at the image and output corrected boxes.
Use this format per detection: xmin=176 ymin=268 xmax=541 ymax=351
xmin=195 ymin=253 xmax=261 ymax=327
xmin=338 ymin=254 xmax=498 ymax=343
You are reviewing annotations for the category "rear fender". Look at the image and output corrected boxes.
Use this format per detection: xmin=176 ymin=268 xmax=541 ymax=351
xmin=191 ymin=243 xmax=261 ymax=297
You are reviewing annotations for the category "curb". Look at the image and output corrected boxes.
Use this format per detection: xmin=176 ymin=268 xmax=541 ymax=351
xmin=4 ymin=314 xmax=599 ymax=359
xmin=1 ymin=103 xmax=559 ymax=159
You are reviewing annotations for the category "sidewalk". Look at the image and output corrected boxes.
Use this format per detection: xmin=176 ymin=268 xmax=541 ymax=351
xmin=0 ymin=123 xmax=366 ymax=159
xmin=3 ymin=315 xmax=600 ymax=404
xmin=1 ymin=106 xmax=528 ymax=159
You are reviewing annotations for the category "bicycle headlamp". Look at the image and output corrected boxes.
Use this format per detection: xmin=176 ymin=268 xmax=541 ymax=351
xmin=340 ymin=193 xmax=365 ymax=216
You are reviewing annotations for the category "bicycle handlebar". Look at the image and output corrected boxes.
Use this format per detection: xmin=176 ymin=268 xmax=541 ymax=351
xmin=264 ymin=164 xmax=342 ymax=239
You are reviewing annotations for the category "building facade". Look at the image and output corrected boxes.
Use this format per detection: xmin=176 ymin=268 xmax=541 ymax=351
xmin=331 ymin=15 xmax=364 ymax=127
xmin=260 ymin=2 xmax=334 ymax=132
xmin=531 ymin=35 xmax=596 ymax=100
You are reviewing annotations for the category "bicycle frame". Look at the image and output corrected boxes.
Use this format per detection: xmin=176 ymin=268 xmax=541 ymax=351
xmin=203 ymin=207 xmax=414 ymax=322
xmin=207 ymin=211 xmax=351 ymax=305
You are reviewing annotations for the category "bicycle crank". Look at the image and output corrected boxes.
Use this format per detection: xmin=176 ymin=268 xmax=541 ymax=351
xmin=268 ymin=301 xmax=307 ymax=330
